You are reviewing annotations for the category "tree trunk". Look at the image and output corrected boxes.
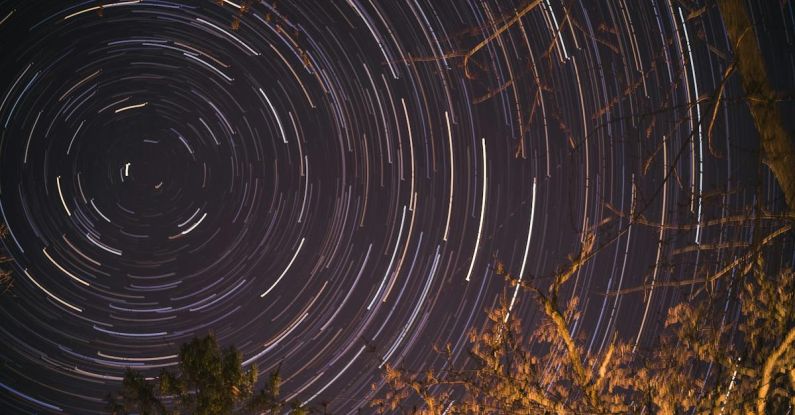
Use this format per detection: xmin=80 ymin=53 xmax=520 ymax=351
xmin=717 ymin=0 xmax=795 ymax=213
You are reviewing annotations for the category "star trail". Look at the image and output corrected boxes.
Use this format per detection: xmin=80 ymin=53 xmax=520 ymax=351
xmin=0 ymin=0 xmax=793 ymax=413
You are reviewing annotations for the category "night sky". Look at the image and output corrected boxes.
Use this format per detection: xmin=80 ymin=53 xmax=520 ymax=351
xmin=0 ymin=0 xmax=793 ymax=413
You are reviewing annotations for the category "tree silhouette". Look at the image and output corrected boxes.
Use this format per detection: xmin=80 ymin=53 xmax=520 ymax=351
xmin=107 ymin=334 xmax=306 ymax=415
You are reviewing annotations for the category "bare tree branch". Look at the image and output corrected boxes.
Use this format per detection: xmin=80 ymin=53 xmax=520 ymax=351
xmin=605 ymin=225 xmax=791 ymax=296
xmin=463 ymin=0 xmax=543 ymax=80
xmin=757 ymin=326 xmax=795 ymax=415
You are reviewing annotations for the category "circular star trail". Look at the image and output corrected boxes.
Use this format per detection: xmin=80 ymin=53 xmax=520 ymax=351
xmin=0 ymin=0 xmax=793 ymax=413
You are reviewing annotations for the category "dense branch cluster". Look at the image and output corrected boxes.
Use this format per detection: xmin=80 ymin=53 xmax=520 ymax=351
xmin=374 ymin=0 xmax=795 ymax=412
xmin=374 ymin=237 xmax=795 ymax=414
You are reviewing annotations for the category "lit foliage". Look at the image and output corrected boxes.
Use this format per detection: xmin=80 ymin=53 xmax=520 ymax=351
xmin=107 ymin=334 xmax=307 ymax=415
xmin=374 ymin=236 xmax=795 ymax=414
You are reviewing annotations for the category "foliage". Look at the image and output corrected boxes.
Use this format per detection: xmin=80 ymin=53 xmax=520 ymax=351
xmin=373 ymin=233 xmax=795 ymax=414
xmin=107 ymin=334 xmax=305 ymax=415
